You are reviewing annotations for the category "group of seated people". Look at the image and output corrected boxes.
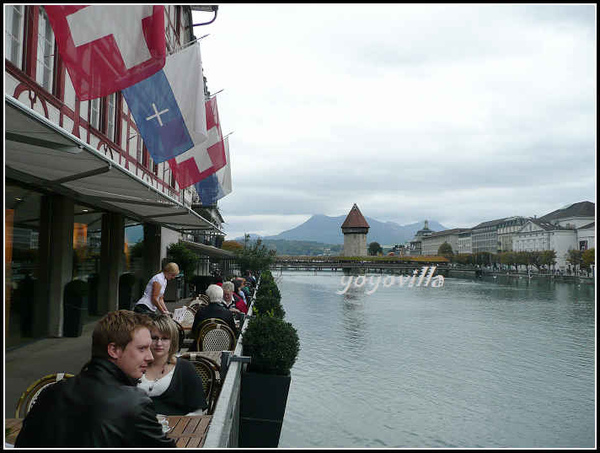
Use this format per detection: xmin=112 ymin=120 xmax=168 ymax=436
xmin=15 ymin=311 xmax=202 ymax=447
xmin=14 ymin=271 xmax=258 ymax=447
xmin=189 ymin=276 xmax=256 ymax=351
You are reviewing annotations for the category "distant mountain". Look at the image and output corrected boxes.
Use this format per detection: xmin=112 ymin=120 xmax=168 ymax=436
xmin=240 ymin=214 xmax=448 ymax=245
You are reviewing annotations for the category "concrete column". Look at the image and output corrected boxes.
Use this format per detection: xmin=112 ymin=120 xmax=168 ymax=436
xmin=97 ymin=213 xmax=124 ymax=314
xmin=143 ymin=223 xmax=162 ymax=281
xmin=37 ymin=194 xmax=74 ymax=337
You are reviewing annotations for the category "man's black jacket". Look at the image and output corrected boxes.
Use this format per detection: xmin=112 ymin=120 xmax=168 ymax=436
xmin=15 ymin=358 xmax=176 ymax=448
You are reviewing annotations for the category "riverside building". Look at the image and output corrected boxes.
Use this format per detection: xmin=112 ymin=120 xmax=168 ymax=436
xmin=4 ymin=5 xmax=232 ymax=348
xmin=420 ymin=228 xmax=470 ymax=256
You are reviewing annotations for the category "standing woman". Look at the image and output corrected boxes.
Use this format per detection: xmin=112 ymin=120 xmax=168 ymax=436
xmin=134 ymin=262 xmax=179 ymax=315
xmin=138 ymin=315 xmax=208 ymax=415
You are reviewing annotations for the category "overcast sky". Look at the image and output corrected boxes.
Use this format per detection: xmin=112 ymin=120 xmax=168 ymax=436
xmin=193 ymin=4 xmax=596 ymax=240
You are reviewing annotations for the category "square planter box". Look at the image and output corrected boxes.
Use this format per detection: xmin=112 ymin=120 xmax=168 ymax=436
xmin=239 ymin=371 xmax=291 ymax=447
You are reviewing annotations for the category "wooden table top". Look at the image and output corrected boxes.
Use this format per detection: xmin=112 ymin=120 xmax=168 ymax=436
xmin=5 ymin=418 xmax=22 ymax=445
xmin=167 ymin=415 xmax=212 ymax=448
xmin=5 ymin=415 xmax=212 ymax=448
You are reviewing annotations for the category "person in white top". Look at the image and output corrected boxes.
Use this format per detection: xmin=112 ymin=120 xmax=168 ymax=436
xmin=134 ymin=262 xmax=179 ymax=315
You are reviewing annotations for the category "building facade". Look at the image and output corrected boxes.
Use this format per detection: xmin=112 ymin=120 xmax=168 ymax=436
xmin=5 ymin=5 xmax=228 ymax=348
xmin=457 ymin=229 xmax=473 ymax=255
xmin=512 ymin=202 xmax=596 ymax=270
xmin=512 ymin=219 xmax=576 ymax=270
xmin=420 ymin=228 xmax=469 ymax=256
xmin=497 ymin=216 xmax=528 ymax=252
xmin=408 ymin=220 xmax=434 ymax=256
xmin=471 ymin=218 xmax=508 ymax=254
xmin=577 ymin=222 xmax=595 ymax=251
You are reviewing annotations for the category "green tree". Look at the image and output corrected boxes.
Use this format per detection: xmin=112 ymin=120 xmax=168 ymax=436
xmin=540 ymin=250 xmax=557 ymax=271
xmin=437 ymin=242 xmax=454 ymax=259
xmin=167 ymin=242 xmax=200 ymax=284
xmin=452 ymin=253 xmax=473 ymax=265
xmin=222 ymin=240 xmax=243 ymax=252
xmin=368 ymin=242 xmax=383 ymax=256
xmin=566 ymin=249 xmax=583 ymax=272
xmin=500 ymin=252 xmax=516 ymax=271
xmin=581 ymin=248 xmax=595 ymax=271
xmin=235 ymin=238 xmax=276 ymax=274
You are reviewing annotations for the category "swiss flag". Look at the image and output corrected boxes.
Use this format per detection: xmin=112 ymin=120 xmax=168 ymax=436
xmin=44 ymin=5 xmax=166 ymax=101
xmin=168 ymin=97 xmax=227 ymax=189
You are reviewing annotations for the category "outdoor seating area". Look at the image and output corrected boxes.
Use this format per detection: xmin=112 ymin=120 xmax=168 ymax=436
xmin=5 ymin=281 xmax=256 ymax=449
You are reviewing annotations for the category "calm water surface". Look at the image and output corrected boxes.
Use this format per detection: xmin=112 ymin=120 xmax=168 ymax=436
xmin=276 ymin=271 xmax=596 ymax=448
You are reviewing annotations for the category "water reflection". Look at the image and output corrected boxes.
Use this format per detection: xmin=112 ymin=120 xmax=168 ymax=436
xmin=340 ymin=290 xmax=366 ymax=348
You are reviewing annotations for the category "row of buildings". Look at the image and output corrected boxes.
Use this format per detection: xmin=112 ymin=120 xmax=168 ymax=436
xmin=5 ymin=5 xmax=234 ymax=348
xmin=402 ymin=201 xmax=595 ymax=270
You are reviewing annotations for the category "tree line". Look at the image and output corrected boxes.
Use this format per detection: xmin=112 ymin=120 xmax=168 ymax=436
xmin=368 ymin=240 xmax=595 ymax=273
xmin=438 ymin=242 xmax=595 ymax=273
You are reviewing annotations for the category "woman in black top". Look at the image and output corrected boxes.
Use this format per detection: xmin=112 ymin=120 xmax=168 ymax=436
xmin=138 ymin=315 xmax=208 ymax=415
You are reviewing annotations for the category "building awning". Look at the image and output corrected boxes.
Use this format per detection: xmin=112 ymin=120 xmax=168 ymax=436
xmin=5 ymin=96 xmax=223 ymax=234
xmin=181 ymin=240 xmax=234 ymax=259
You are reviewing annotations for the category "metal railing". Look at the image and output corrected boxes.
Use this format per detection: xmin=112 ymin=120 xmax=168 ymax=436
xmin=202 ymin=278 xmax=259 ymax=448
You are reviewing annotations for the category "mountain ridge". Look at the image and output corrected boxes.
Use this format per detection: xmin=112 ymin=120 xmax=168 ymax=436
xmin=235 ymin=214 xmax=449 ymax=245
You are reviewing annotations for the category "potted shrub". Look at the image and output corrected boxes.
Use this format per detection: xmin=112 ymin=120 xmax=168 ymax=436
xmin=239 ymin=311 xmax=300 ymax=447
xmin=253 ymin=294 xmax=285 ymax=319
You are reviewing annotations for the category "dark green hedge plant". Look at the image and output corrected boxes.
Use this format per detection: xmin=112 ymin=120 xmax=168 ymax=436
xmin=253 ymin=294 xmax=285 ymax=319
xmin=243 ymin=314 xmax=300 ymax=376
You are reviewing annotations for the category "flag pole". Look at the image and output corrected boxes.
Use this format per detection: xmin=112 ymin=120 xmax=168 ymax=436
xmin=208 ymin=89 xmax=224 ymax=98
xmin=169 ymin=34 xmax=209 ymax=55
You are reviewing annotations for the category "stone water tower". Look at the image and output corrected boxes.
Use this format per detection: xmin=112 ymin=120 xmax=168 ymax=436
xmin=341 ymin=204 xmax=370 ymax=257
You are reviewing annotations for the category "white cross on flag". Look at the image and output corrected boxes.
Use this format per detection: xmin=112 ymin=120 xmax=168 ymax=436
xmin=44 ymin=5 xmax=166 ymax=101
xmin=168 ymin=97 xmax=227 ymax=189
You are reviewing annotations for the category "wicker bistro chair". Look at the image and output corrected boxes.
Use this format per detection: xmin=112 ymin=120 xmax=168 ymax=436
xmin=188 ymin=301 xmax=201 ymax=313
xmin=196 ymin=318 xmax=236 ymax=352
xmin=171 ymin=319 xmax=187 ymax=351
xmin=179 ymin=306 xmax=196 ymax=329
xmin=179 ymin=353 xmax=221 ymax=414
xmin=15 ymin=372 xmax=74 ymax=418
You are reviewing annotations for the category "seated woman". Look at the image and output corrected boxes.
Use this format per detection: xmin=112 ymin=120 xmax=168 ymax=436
xmin=232 ymin=279 xmax=248 ymax=313
xmin=222 ymin=281 xmax=247 ymax=314
xmin=137 ymin=315 xmax=208 ymax=416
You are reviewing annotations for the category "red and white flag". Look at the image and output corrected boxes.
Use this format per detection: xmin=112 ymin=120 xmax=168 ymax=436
xmin=44 ymin=5 xmax=166 ymax=101
xmin=168 ymin=97 xmax=227 ymax=189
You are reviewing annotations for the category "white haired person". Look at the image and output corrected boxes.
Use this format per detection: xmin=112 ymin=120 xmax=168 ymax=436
xmin=190 ymin=284 xmax=237 ymax=351
xmin=223 ymin=280 xmax=247 ymax=314
xmin=134 ymin=262 xmax=179 ymax=316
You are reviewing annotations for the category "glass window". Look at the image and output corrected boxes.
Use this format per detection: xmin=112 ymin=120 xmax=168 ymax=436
xmin=5 ymin=182 xmax=43 ymax=347
xmin=5 ymin=5 xmax=25 ymax=69
xmin=72 ymin=205 xmax=103 ymax=281
xmin=90 ymin=98 xmax=101 ymax=129
xmin=106 ymin=93 xmax=116 ymax=140
xmin=122 ymin=221 xmax=144 ymax=310
xmin=72 ymin=205 xmax=103 ymax=316
xmin=36 ymin=7 xmax=55 ymax=92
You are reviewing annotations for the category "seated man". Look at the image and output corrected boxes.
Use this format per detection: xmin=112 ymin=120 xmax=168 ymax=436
xmin=15 ymin=310 xmax=176 ymax=448
xmin=191 ymin=284 xmax=238 ymax=351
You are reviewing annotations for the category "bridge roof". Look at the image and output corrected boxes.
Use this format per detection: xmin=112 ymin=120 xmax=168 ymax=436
xmin=341 ymin=204 xmax=370 ymax=229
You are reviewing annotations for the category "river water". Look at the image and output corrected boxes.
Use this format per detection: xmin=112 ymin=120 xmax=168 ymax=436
xmin=276 ymin=271 xmax=596 ymax=448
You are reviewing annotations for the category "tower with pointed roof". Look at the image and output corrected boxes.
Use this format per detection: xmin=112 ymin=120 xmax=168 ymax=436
xmin=341 ymin=204 xmax=370 ymax=256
